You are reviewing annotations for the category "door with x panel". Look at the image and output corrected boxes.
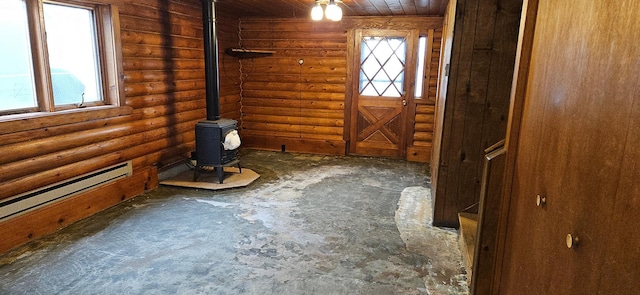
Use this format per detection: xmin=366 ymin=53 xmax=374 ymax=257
xmin=349 ymin=29 xmax=417 ymax=158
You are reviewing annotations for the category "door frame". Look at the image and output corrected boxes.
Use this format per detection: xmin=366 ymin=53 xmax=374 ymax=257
xmin=344 ymin=28 xmax=419 ymax=158
xmin=491 ymin=0 xmax=540 ymax=292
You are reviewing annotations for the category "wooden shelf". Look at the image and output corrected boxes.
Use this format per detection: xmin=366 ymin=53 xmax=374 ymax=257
xmin=225 ymin=48 xmax=274 ymax=59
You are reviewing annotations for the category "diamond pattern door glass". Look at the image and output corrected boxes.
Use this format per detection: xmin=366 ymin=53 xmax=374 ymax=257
xmin=359 ymin=36 xmax=406 ymax=97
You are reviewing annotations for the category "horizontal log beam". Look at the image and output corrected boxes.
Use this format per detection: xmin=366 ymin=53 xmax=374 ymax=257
xmin=244 ymin=74 xmax=345 ymax=84
xmin=241 ymin=122 xmax=342 ymax=136
xmin=121 ymin=31 xmax=202 ymax=48
xmin=242 ymin=90 xmax=345 ymax=101
xmin=240 ymin=130 xmax=343 ymax=141
xmin=0 ymin=107 xmax=203 ymax=165
xmin=125 ymin=80 xmax=207 ymax=97
xmin=121 ymin=43 xmax=204 ymax=60
xmin=242 ymin=114 xmax=344 ymax=127
xmin=123 ymin=58 xmax=204 ymax=71
xmin=242 ymin=81 xmax=344 ymax=92
xmin=242 ymin=98 xmax=344 ymax=110
xmin=242 ymin=136 xmax=345 ymax=156
xmin=124 ymin=70 xmax=204 ymax=83
xmin=0 ymin=120 xmax=199 ymax=183
xmin=415 ymin=123 xmax=434 ymax=132
xmin=240 ymin=106 xmax=343 ymax=119
xmin=0 ymin=129 xmax=196 ymax=199
xmin=125 ymin=89 xmax=206 ymax=108
xmin=413 ymin=131 xmax=434 ymax=142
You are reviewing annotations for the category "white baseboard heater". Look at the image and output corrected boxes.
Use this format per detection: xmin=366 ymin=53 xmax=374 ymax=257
xmin=0 ymin=161 xmax=132 ymax=222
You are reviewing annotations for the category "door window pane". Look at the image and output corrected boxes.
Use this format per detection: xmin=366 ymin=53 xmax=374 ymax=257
xmin=0 ymin=0 xmax=37 ymax=111
xmin=415 ymin=36 xmax=427 ymax=98
xmin=44 ymin=3 xmax=102 ymax=106
xmin=359 ymin=36 xmax=406 ymax=97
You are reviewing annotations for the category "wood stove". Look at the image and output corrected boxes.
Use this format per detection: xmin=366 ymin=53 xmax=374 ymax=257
xmin=193 ymin=119 xmax=241 ymax=183
xmin=193 ymin=0 xmax=241 ymax=183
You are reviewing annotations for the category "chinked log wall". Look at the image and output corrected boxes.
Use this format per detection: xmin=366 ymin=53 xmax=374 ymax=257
xmin=0 ymin=0 xmax=241 ymax=253
xmin=237 ymin=17 xmax=442 ymax=159
xmin=237 ymin=20 xmax=348 ymax=155
xmin=407 ymin=27 xmax=442 ymax=162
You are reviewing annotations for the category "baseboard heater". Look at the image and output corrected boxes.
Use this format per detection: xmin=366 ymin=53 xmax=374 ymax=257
xmin=0 ymin=161 xmax=132 ymax=222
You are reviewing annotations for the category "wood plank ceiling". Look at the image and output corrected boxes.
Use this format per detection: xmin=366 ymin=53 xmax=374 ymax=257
xmin=216 ymin=0 xmax=449 ymax=18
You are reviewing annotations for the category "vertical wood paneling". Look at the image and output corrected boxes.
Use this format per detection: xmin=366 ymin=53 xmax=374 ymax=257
xmin=431 ymin=0 xmax=522 ymax=227
xmin=499 ymin=0 xmax=640 ymax=293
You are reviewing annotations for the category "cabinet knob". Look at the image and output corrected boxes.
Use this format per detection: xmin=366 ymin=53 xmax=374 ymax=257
xmin=566 ymin=234 xmax=579 ymax=249
xmin=536 ymin=194 xmax=546 ymax=207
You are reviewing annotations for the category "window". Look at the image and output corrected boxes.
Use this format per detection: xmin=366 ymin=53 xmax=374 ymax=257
xmin=414 ymin=36 xmax=427 ymax=98
xmin=359 ymin=36 xmax=407 ymax=97
xmin=0 ymin=0 xmax=123 ymax=117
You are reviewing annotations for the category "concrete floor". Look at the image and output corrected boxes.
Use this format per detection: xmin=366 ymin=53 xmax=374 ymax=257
xmin=0 ymin=150 xmax=468 ymax=294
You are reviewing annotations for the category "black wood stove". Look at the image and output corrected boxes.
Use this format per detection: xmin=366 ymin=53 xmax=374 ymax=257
xmin=193 ymin=0 xmax=241 ymax=183
xmin=193 ymin=119 xmax=241 ymax=183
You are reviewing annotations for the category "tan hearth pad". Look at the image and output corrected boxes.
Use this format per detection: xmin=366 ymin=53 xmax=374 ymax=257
xmin=160 ymin=167 xmax=260 ymax=190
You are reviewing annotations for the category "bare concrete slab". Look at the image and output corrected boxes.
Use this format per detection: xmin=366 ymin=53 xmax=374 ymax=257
xmin=0 ymin=150 xmax=468 ymax=295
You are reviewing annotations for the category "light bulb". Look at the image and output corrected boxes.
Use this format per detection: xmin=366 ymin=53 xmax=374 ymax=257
xmin=325 ymin=1 xmax=342 ymax=21
xmin=311 ymin=3 xmax=323 ymax=20
xmin=330 ymin=5 xmax=342 ymax=21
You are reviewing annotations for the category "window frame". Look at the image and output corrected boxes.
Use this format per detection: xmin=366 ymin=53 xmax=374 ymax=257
xmin=415 ymin=29 xmax=437 ymax=105
xmin=414 ymin=35 xmax=427 ymax=100
xmin=0 ymin=0 xmax=127 ymax=126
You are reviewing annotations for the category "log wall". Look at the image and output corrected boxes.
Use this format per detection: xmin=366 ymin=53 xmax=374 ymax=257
xmin=237 ymin=19 xmax=348 ymax=154
xmin=0 ymin=0 xmax=241 ymax=253
xmin=407 ymin=28 xmax=442 ymax=162
xmin=238 ymin=18 xmax=442 ymax=158
xmin=0 ymin=8 xmax=442 ymax=252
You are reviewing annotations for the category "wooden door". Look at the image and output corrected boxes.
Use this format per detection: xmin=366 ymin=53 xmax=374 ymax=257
xmin=497 ymin=0 xmax=640 ymax=293
xmin=349 ymin=29 xmax=418 ymax=158
xmin=430 ymin=0 xmax=455 ymax=197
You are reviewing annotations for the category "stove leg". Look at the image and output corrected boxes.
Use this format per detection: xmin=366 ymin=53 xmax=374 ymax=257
xmin=217 ymin=166 xmax=224 ymax=184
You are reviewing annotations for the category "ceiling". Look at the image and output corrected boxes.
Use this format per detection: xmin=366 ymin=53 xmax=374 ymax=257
xmin=216 ymin=0 xmax=449 ymax=18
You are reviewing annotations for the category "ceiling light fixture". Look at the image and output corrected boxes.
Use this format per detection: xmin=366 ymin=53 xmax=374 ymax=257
xmin=311 ymin=0 xmax=343 ymax=21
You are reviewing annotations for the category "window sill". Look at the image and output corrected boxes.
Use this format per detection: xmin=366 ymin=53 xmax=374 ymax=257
xmin=0 ymin=105 xmax=133 ymax=135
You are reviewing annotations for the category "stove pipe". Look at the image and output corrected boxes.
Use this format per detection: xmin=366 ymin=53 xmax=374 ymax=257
xmin=202 ymin=0 xmax=220 ymax=121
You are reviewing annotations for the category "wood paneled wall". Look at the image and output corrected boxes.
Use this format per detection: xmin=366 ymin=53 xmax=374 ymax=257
xmin=0 ymin=0 xmax=241 ymax=253
xmin=498 ymin=0 xmax=640 ymax=292
xmin=237 ymin=19 xmax=348 ymax=155
xmin=431 ymin=0 xmax=523 ymax=227
xmin=237 ymin=17 xmax=442 ymax=158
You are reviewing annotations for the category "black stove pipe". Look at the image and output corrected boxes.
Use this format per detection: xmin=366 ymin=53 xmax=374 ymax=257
xmin=202 ymin=0 xmax=220 ymax=121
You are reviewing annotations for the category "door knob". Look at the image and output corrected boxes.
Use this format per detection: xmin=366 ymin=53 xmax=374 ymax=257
xmin=536 ymin=194 xmax=546 ymax=207
xmin=566 ymin=234 xmax=579 ymax=249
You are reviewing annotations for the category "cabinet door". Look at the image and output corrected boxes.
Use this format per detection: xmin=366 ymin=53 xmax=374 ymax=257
xmin=499 ymin=0 xmax=640 ymax=293
xmin=598 ymin=93 xmax=640 ymax=294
